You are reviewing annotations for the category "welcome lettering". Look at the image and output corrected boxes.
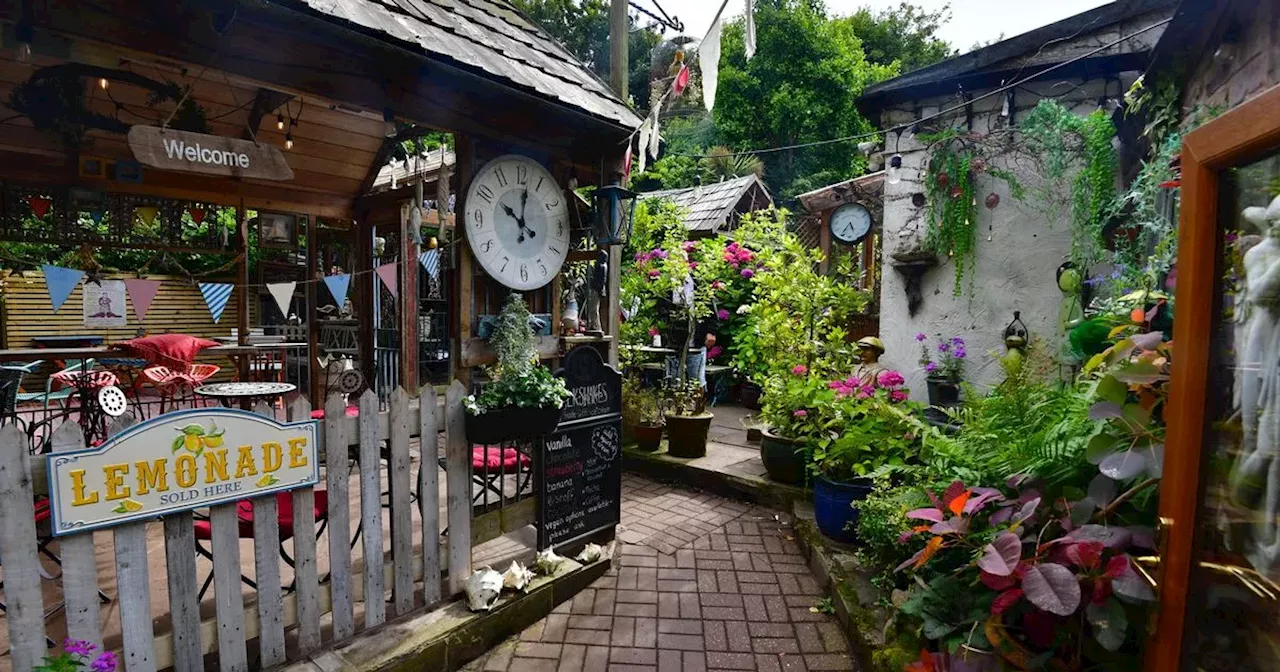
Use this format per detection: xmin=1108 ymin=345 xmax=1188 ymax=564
xmin=162 ymin=137 xmax=251 ymax=169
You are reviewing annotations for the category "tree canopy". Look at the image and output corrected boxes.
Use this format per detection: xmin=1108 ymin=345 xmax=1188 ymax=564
xmin=842 ymin=2 xmax=954 ymax=73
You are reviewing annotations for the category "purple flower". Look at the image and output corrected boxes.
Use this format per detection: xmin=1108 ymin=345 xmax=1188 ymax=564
xmin=717 ymin=309 xmax=730 ymax=320
xmin=953 ymin=346 xmax=967 ymax=359
xmin=915 ymin=332 xmax=928 ymax=342
xmin=937 ymin=341 xmax=950 ymax=353
xmin=876 ymin=370 xmax=905 ymax=388
xmin=951 ymin=337 xmax=965 ymax=347
xmin=792 ymin=365 xmax=808 ymax=376
xmin=91 ymin=651 xmax=118 ymax=672
xmin=740 ymin=268 xmax=755 ymax=279
xmin=647 ymin=269 xmax=660 ymax=279
xmin=924 ymin=361 xmax=938 ymax=373
xmin=707 ymin=345 xmax=723 ymax=359
xmin=793 ymin=409 xmax=807 ymax=418
xmin=682 ymin=241 xmax=697 ymax=252
xmin=889 ymin=390 xmax=909 ymax=403
xmin=64 ymin=639 xmax=97 ymax=657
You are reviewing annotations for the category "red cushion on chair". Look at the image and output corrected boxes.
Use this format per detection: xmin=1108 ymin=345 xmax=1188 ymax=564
xmin=310 ymin=406 xmax=359 ymax=420
xmin=33 ymin=498 xmax=50 ymax=524
xmin=114 ymin=334 xmax=219 ymax=373
xmin=471 ymin=446 xmax=531 ymax=471
xmin=193 ymin=490 xmax=329 ymax=541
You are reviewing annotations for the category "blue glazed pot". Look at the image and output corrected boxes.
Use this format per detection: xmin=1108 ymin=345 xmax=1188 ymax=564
xmin=813 ymin=475 xmax=873 ymax=543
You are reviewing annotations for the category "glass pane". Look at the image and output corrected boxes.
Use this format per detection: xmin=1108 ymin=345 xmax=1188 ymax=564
xmin=1188 ymin=150 xmax=1280 ymax=670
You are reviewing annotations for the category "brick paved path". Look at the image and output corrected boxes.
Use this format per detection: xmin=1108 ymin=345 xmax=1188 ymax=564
xmin=466 ymin=475 xmax=854 ymax=672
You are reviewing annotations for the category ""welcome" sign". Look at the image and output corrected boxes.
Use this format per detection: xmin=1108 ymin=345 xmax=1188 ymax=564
xmin=47 ymin=408 xmax=318 ymax=534
xmin=128 ymin=126 xmax=295 ymax=181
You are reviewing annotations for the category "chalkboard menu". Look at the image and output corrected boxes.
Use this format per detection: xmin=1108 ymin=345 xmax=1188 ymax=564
xmin=539 ymin=346 xmax=623 ymax=550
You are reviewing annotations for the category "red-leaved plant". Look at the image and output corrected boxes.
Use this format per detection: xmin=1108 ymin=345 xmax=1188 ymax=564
xmin=897 ymin=478 xmax=1155 ymax=667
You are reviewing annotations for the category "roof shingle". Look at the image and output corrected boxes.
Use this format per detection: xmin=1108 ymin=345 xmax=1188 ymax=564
xmin=642 ymin=174 xmax=772 ymax=233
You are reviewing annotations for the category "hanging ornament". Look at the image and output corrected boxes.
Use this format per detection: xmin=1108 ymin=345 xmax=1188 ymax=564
xmin=936 ymin=172 xmax=949 ymax=190
xmin=985 ymin=192 xmax=1000 ymax=210
xmin=134 ymin=206 xmax=159 ymax=227
xmin=950 ymin=185 xmax=963 ymax=199
xmin=428 ymin=236 xmax=439 ymax=249
xmin=27 ymin=195 xmax=53 ymax=218
xmin=189 ymin=207 xmax=206 ymax=224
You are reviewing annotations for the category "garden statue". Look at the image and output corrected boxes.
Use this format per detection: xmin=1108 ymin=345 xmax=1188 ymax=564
xmin=853 ymin=336 xmax=887 ymax=386
xmin=1230 ymin=193 xmax=1280 ymax=574
xmin=562 ymin=276 xmax=581 ymax=335
xmin=1000 ymin=311 xmax=1029 ymax=377
xmin=1057 ymin=261 xmax=1084 ymax=332
xmin=583 ymin=249 xmax=607 ymax=336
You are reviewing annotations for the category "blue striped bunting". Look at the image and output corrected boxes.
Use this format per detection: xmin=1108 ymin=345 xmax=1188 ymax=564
xmin=418 ymin=249 xmax=440 ymax=280
xmin=199 ymin=282 xmax=234 ymax=324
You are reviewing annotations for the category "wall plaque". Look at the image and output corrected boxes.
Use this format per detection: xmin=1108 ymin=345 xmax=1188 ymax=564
xmin=128 ymin=126 xmax=295 ymax=181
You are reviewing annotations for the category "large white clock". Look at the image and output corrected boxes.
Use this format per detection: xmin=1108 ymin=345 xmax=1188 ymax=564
xmin=465 ymin=154 xmax=569 ymax=291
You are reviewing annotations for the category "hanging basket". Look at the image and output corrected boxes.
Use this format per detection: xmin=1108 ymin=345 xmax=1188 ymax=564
xmin=465 ymin=406 xmax=562 ymax=444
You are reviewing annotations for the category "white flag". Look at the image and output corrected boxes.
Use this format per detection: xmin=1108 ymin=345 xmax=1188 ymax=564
xmin=745 ymin=0 xmax=757 ymax=60
xmin=637 ymin=119 xmax=652 ymax=174
xmin=267 ymin=281 xmax=296 ymax=318
xmin=700 ymin=15 xmax=723 ymax=111
xmin=648 ymin=104 xmax=662 ymax=162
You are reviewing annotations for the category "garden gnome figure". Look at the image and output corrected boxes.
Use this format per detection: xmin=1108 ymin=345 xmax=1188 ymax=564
xmin=853 ymin=336 xmax=887 ymax=386
xmin=583 ymin=249 xmax=607 ymax=336
xmin=1000 ymin=311 xmax=1029 ymax=378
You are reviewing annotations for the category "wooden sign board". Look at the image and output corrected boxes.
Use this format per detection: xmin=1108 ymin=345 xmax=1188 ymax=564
xmin=539 ymin=345 xmax=623 ymax=550
xmin=128 ymin=125 xmax=295 ymax=181
xmin=47 ymin=408 xmax=318 ymax=535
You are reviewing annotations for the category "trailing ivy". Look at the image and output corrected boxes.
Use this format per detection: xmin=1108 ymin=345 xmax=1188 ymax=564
xmin=922 ymin=141 xmax=978 ymax=294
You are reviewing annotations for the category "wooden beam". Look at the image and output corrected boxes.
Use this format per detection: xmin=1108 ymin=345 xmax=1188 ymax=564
xmin=242 ymin=88 xmax=294 ymax=141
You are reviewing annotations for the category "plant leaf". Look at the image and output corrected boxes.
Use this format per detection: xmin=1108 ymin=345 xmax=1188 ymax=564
xmin=1086 ymin=433 xmax=1119 ymax=464
xmin=1012 ymin=497 xmax=1041 ymax=526
xmin=1113 ymin=360 xmax=1164 ymax=384
xmin=947 ymin=490 xmax=972 ymax=516
xmin=964 ymin=490 xmax=1003 ymax=515
xmin=1064 ymin=541 xmax=1104 ymax=570
xmin=1130 ymin=331 xmax=1164 ymax=350
xmin=906 ymin=508 xmax=945 ymax=523
xmin=990 ymin=507 xmax=1013 ymax=525
xmin=1021 ymin=563 xmax=1081 ymax=616
xmin=980 ymin=571 xmax=1016 ymax=591
xmin=991 ymin=588 xmax=1024 ymax=616
xmin=914 ymin=536 xmax=944 ymax=570
xmin=1087 ymin=474 xmax=1117 ymax=507
xmin=1112 ymin=560 xmax=1156 ymax=603
xmin=978 ymin=532 xmax=1023 ymax=576
xmin=1099 ymin=450 xmax=1150 ymax=480
xmin=1086 ymin=598 xmax=1129 ymax=651
xmin=1095 ymin=375 xmax=1128 ymax=405
xmin=1089 ymin=401 xmax=1123 ymax=420
xmin=941 ymin=480 xmax=966 ymax=508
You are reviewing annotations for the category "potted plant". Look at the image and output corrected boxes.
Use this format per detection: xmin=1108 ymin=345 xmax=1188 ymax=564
xmin=898 ymin=479 xmax=1156 ymax=671
xmin=757 ymin=365 xmax=836 ymax=485
xmin=463 ymin=293 xmax=571 ymax=444
xmin=664 ymin=378 xmax=712 ymax=458
xmin=622 ymin=374 xmax=664 ymax=452
xmin=810 ymin=371 xmax=916 ymax=542
xmin=918 ymin=333 xmax=966 ymax=407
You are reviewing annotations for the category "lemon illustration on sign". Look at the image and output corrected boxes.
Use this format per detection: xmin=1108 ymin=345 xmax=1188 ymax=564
xmin=112 ymin=499 xmax=144 ymax=514
xmin=256 ymin=474 xmax=280 ymax=487
xmin=172 ymin=423 xmax=214 ymax=456
xmin=201 ymin=424 xmax=226 ymax=449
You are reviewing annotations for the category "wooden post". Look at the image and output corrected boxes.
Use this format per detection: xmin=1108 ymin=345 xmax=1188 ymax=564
xmin=399 ymin=200 xmax=420 ymax=391
xmin=609 ymin=0 xmax=628 ymax=99
xmin=307 ymin=215 xmax=322 ymax=403
xmin=355 ymin=216 xmax=376 ymax=396
xmin=453 ymin=135 xmax=475 ymax=386
xmin=236 ymin=200 xmax=251 ymax=380
xmin=819 ymin=210 xmax=832 ymax=275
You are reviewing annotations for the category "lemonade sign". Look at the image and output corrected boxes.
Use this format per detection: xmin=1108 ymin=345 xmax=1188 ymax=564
xmin=47 ymin=408 xmax=319 ymax=535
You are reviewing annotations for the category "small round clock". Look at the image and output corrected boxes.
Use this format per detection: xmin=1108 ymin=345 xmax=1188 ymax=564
xmin=830 ymin=202 xmax=872 ymax=245
xmin=465 ymin=154 xmax=570 ymax=291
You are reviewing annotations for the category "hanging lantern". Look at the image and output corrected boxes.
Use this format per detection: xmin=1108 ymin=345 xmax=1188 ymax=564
xmin=134 ymin=206 xmax=159 ymax=227
xmin=591 ymin=176 xmax=637 ymax=246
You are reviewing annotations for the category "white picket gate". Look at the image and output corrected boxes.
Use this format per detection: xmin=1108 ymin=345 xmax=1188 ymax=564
xmin=0 ymin=382 xmax=473 ymax=672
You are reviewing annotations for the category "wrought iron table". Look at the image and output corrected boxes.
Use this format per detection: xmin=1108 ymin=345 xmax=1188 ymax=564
xmin=194 ymin=381 xmax=296 ymax=409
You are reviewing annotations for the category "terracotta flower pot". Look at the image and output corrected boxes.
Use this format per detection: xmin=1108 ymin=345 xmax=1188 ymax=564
xmin=760 ymin=429 xmax=807 ymax=485
xmin=664 ymin=412 xmax=712 ymax=458
xmin=633 ymin=423 xmax=664 ymax=452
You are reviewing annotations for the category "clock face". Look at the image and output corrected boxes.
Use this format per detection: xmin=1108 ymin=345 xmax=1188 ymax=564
xmin=830 ymin=203 xmax=872 ymax=245
xmin=465 ymin=154 xmax=569 ymax=291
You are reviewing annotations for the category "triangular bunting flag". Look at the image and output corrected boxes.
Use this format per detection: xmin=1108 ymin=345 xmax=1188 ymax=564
xmin=419 ymin=249 xmax=440 ymax=280
xmin=324 ymin=273 xmax=351 ymax=305
xmin=636 ymin=119 xmax=652 ymax=174
xmin=267 ymin=281 xmax=297 ymax=318
xmin=623 ymin=145 xmax=632 ymax=182
xmin=648 ymin=105 xmax=662 ymax=161
xmin=42 ymin=264 xmax=85 ymax=313
xmin=700 ymin=12 xmax=724 ymax=111
xmin=376 ymin=262 xmax=398 ymax=298
xmin=123 ymin=278 xmax=163 ymax=321
xmin=199 ymin=282 xmax=234 ymax=324
xmin=673 ymin=63 xmax=690 ymax=97
xmin=744 ymin=0 xmax=757 ymax=60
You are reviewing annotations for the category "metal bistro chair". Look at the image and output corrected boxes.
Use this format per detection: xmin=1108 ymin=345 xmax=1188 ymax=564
xmin=142 ymin=363 xmax=221 ymax=413
xmin=192 ymin=491 xmax=331 ymax=599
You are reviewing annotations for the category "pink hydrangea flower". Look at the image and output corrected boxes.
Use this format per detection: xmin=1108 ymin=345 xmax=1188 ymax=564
xmin=740 ymin=268 xmax=755 ymax=278
xmin=889 ymin=390 xmax=909 ymax=403
xmin=648 ymin=269 xmax=661 ymax=279
xmin=877 ymin=370 xmax=905 ymax=388
xmin=711 ymin=280 xmax=725 ymax=290
xmin=793 ymin=409 xmax=807 ymax=418
xmin=707 ymin=345 xmax=723 ymax=359
xmin=683 ymin=240 xmax=697 ymax=252
xmin=689 ymin=261 xmax=699 ymax=269
xmin=648 ymin=328 xmax=660 ymax=337
xmin=91 ymin=651 xmax=118 ymax=672
xmin=717 ymin=309 xmax=730 ymax=320
xmin=792 ymin=365 xmax=808 ymax=376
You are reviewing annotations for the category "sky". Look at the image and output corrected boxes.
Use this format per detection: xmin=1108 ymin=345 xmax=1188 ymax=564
xmin=661 ymin=0 xmax=1115 ymax=54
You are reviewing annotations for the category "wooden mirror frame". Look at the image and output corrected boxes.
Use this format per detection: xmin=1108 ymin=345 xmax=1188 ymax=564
xmin=1151 ymin=82 xmax=1280 ymax=671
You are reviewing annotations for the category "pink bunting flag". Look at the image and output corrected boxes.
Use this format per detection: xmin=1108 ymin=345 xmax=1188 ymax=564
xmin=376 ymin=262 xmax=398 ymax=298
xmin=123 ymin=278 xmax=163 ymax=321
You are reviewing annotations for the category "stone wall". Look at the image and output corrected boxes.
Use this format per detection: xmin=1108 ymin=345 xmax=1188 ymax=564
xmin=1182 ymin=1 xmax=1280 ymax=111
xmin=878 ymin=78 xmax=1139 ymax=398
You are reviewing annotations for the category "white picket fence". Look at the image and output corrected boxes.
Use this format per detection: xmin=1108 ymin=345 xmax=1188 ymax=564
xmin=0 ymin=382 xmax=475 ymax=672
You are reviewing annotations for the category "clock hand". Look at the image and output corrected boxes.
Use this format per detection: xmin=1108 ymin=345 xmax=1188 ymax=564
xmin=501 ymin=203 xmax=519 ymax=220
xmin=521 ymin=188 xmax=528 ymax=218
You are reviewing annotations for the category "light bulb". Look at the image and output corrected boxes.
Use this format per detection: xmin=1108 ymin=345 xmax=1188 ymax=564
xmin=276 ymin=114 xmax=285 ymax=130
xmin=285 ymin=134 xmax=293 ymax=150
xmin=886 ymin=154 xmax=903 ymax=185
xmin=98 ymin=77 xmax=108 ymax=90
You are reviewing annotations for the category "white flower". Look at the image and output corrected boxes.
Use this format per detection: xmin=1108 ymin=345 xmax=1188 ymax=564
xmin=736 ymin=304 xmax=753 ymax=315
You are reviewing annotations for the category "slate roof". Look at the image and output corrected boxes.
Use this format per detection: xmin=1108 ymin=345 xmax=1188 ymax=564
xmin=643 ymin=174 xmax=773 ymax=233
xmin=292 ymin=0 xmax=642 ymax=129
xmin=372 ymin=147 xmax=455 ymax=191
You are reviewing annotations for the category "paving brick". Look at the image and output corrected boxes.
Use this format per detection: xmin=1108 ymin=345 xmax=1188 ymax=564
xmin=753 ymin=638 xmax=799 ymax=655
xmin=612 ymin=616 xmax=636 ymax=647
xmin=777 ymin=574 xmax=801 ymax=595
xmin=804 ymin=654 xmax=854 ymax=670
xmin=738 ymin=571 xmax=779 ymax=584
xmin=784 ymin=596 xmax=817 ymax=607
xmin=657 ymin=579 xmax=699 ymax=593
xmin=557 ymin=644 xmax=586 ymax=672
xmin=695 ymin=550 xmax=733 ymax=561
xmin=515 ymin=643 xmax=563 ymax=659
xmin=731 ymin=552 xmax=754 ymax=571
xmin=698 ymin=559 xmax=735 ymax=571
xmin=564 ymin=629 xmax=603 ymax=645
xmin=683 ymin=651 xmax=708 ymax=672
xmin=594 ymin=589 xmax=619 ymax=615
xmin=657 ymin=553 xmax=677 ymax=568
xmin=706 ymin=652 xmax=756 ymax=670
xmin=740 ymin=582 xmax=782 ymax=595
xmin=505 ymin=658 xmax=557 ymax=672
xmin=678 ymin=592 xmax=702 ymax=619
xmin=616 ymin=602 xmax=658 ymax=618
xmin=618 ymin=567 xmax=639 ymax=590
xmin=542 ymin=614 xmax=569 ymax=642
xmin=703 ymin=606 xmax=746 ymax=620
xmin=617 ymin=590 xmax=659 ymax=604
xmin=607 ymin=663 xmax=656 ymax=672
xmin=637 ymin=567 xmax=658 ymax=591
xmin=571 ymin=589 xmax=597 ymax=614
xmin=749 ymin=622 xmax=795 ymax=638
xmin=658 ymin=568 xmax=697 ymax=581
xmin=704 ymin=619 xmax=727 ymax=650
xmin=755 ymin=653 xmax=783 ymax=672
xmin=658 ymin=650 xmax=683 ymax=672
xmin=675 ymin=549 xmax=696 ymax=568
xmin=658 ymin=592 xmax=680 ymax=618
xmin=700 ymin=592 xmax=744 ymax=607
xmin=788 ymin=607 xmax=827 ymax=622
xmin=716 ymin=570 xmax=740 ymax=594
xmin=726 ymin=620 xmax=752 ymax=652
xmin=567 ymin=615 xmax=613 ymax=630
xmin=655 ymin=632 xmax=704 ymax=651
xmin=815 ymin=623 xmax=847 ymax=653
xmin=794 ymin=623 xmax=824 ymax=653
xmin=658 ymin=618 xmax=703 ymax=635
xmin=742 ymin=594 xmax=769 ymax=622
xmin=611 ymin=648 xmax=658 ymax=665
xmin=636 ymin=616 xmax=658 ymax=648
xmin=482 ymin=639 xmax=516 ymax=671
xmin=522 ymin=619 xmax=547 ymax=641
